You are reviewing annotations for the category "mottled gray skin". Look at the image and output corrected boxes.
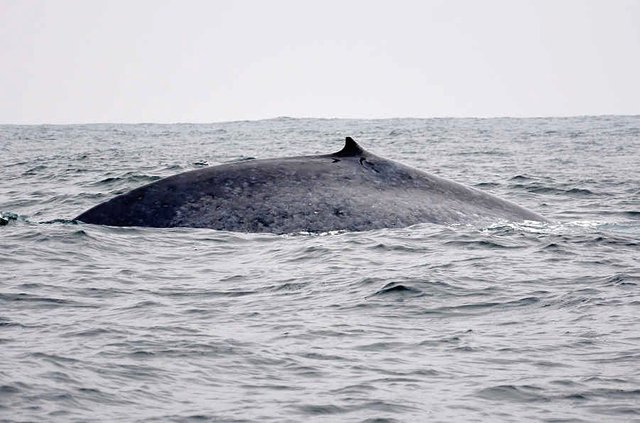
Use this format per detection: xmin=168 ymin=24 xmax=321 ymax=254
xmin=75 ymin=138 xmax=546 ymax=233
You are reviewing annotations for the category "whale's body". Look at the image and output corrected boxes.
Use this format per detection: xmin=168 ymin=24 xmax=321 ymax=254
xmin=75 ymin=138 xmax=545 ymax=233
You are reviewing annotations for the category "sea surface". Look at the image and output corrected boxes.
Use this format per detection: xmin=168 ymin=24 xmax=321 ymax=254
xmin=1 ymin=116 xmax=639 ymax=422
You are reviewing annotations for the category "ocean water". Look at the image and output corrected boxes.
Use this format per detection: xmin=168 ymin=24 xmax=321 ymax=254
xmin=1 ymin=116 xmax=639 ymax=422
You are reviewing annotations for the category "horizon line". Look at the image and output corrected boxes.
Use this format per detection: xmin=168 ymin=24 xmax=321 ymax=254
xmin=1 ymin=113 xmax=638 ymax=126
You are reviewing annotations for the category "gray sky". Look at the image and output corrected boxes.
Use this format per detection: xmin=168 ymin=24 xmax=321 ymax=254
xmin=1 ymin=0 xmax=639 ymax=123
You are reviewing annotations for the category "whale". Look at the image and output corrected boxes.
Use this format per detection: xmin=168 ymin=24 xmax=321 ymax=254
xmin=75 ymin=137 xmax=546 ymax=233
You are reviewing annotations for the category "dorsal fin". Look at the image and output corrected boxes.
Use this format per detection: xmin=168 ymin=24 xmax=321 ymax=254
xmin=333 ymin=137 xmax=365 ymax=157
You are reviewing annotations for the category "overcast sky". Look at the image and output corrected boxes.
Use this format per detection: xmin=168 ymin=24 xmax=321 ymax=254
xmin=1 ymin=0 xmax=639 ymax=123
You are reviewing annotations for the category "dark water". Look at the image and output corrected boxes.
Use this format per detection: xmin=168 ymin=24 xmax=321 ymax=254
xmin=1 ymin=117 xmax=639 ymax=422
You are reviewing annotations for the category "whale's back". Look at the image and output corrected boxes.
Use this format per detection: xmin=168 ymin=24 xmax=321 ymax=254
xmin=75 ymin=138 xmax=546 ymax=233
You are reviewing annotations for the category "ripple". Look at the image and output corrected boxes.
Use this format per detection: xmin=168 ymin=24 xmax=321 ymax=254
xmin=372 ymin=282 xmax=423 ymax=297
xmin=0 ymin=293 xmax=96 ymax=309
xmin=476 ymin=384 xmax=549 ymax=403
